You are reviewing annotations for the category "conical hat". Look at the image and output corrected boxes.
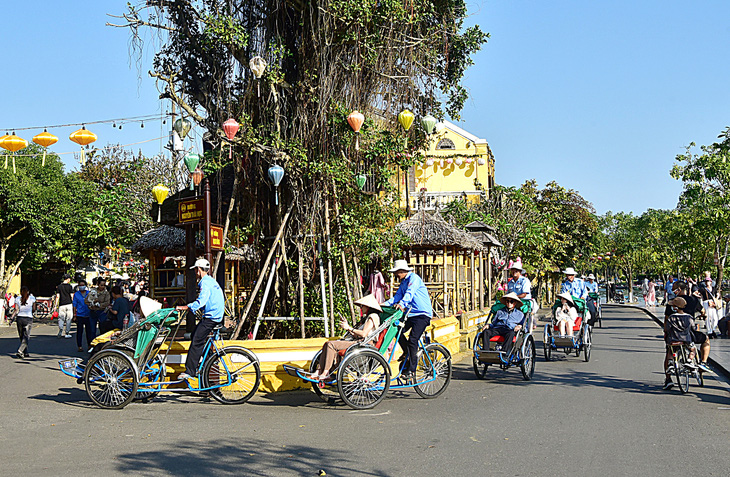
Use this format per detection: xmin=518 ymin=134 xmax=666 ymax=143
xmin=499 ymin=292 xmax=521 ymax=306
xmin=557 ymin=292 xmax=574 ymax=305
xmin=353 ymin=293 xmax=383 ymax=313
xmin=139 ymin=296 xmax=163 ymax=317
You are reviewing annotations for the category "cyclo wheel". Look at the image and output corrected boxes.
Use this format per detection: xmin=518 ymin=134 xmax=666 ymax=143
xmin=33 ymin=302 xmax=50 ymax=319
xmin=473 ymin=331 xmax=488 ymax=379
xmin=415 ymin=343 xmax=452 ymax=398
xmin=309 ymin=349 xmax=340 ymax=403
xmin=337 ymin=348 xmax=390 ymax=410
xmin=84 ymin=349 xmax=139 ymax=409
xmin=583 ymin=324 xmax=592 ymax=362
xmin=543 ymin=324 xmax=552 ymax=361
xmin=202 ymin=346 xmax=261 ymax=405
xmin=520 ymin=336 xmax=536 ymax=381
xmin=674 ymin=355 xmax=690 ymax=394
xmin=135 ymin=355 xmax=165 ymax=402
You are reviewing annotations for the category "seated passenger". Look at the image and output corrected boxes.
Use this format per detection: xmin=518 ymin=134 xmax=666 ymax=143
xmin=664 ymin=297 xmax=697 ymax=373
xmin=480 ymin=292 xmax=524 ymax=355
xmin=310 ymin=294 xmax=381 ymax=381
xmin=555 ymin=292 xmax=579 ymax=337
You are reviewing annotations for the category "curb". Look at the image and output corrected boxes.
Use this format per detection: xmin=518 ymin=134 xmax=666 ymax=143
xmin=603 ymin=303 xmax=730 ymax=381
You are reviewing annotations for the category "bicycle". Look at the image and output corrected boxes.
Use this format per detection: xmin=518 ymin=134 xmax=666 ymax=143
xmin=666 ymin=342 xmax=703 ymax=394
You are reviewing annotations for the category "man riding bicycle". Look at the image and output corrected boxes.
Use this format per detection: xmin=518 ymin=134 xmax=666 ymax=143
xmin=561 ymin=268 xmax=597 ymax=326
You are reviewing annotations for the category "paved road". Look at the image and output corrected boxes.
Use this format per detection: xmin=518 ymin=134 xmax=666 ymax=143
xmin=1 ymin=308 xmax=729 ymax=476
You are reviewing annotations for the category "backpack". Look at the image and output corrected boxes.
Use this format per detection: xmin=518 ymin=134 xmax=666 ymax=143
xmin=665 ymin=313 xmax=693 ymax=343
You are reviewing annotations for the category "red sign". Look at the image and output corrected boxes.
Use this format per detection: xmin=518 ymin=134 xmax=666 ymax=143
xmin=178 ymin=198 xmax=205 ymax=224
xmin=210 ymin=225 xmax=224 ymax=251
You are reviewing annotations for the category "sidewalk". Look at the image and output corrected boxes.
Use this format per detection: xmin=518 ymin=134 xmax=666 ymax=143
xmin=613 ymin=303 xmax=730 ymax=380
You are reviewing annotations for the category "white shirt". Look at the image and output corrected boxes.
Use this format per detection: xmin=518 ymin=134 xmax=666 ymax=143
xmin=15 ymin=295 xmax=36 ymax=318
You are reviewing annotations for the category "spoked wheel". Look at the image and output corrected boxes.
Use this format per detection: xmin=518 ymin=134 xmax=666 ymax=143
xmin=415 ymin=343 xmax=452 ymax=398
xmin=598 ymin=306 xmax=603 ymax=328
xmin=202 ymin=346 xmax=261 ymax=405
xmin=520 ymin=336 xmax=536 ymax=381
xmin=694 ymin=369 xmax=704 ymax=387
xmin=309 ymin=350 xmax=340 ymax=404
xmin=135 ymin=355 xmax=165 ymax=402
xmin=543 ymin=325 xmax=552 ymax=361
xmin=473 ymin=332 xmax=488 ymax=379
xmin=84 ymin=349 xmax=139 ymax=409
xmin=674 ymin=360 xmax=690 ymax=394
xmin=583 ymin=324 xmax=592 ymax=362
xmin=337 ymin=349 xmax=390 ymax=410
xmin=33 ymin=302 xmax=51 ymax=319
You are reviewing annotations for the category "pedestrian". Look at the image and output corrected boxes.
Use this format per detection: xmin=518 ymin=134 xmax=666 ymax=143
xmin=11 ymin=286 xmax=36 ymax=359
xmin=72 ymin=279 xmax=92 ymax=352
xmin=104 ymin=285 xmax=131 ymax=333
xmin=175 ymin=258 xmax=225 ymax=382
xmin=85 ymin=278 xmax=110 ymax=338
xmin=642 ymin=278 xmax=650 ymax=305
xmin=382 ymin=259 xmax=433 ymax=381
xmin=55 ymin=274 xmax=74 ymax=339
xmin=366 ymin=264 xmax=388 ymax=304
xmin=663 ymin=275 xmax=676 ymax=305
xmin=647 ymin=278 xmax=656 ymax=306
xmin=699 ymin=276 xmax=720 ymax=338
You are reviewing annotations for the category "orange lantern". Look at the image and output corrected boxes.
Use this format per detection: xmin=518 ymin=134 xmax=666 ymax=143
xmin=347 ymin=110 xmax=365 ymax=150
xmin=33 ymin=129 xmax=59 ymax=167
xmin=0 ymin=133 xmax=29 ymax=173
xmin=69 ymin=126 xmax=97 ymax=165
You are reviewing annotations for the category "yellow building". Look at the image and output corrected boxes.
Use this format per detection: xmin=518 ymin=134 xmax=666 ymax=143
xmin=398 ymin=120 xmax=495 ymax=211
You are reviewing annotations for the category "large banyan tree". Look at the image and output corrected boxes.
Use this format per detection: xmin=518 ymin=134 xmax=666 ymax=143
xmin=113 ymin=0 xmax=488 ymax=337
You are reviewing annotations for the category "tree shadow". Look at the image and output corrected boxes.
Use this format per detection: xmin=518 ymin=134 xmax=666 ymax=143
xmin=114 ymin=437 xmax=392 ymax=476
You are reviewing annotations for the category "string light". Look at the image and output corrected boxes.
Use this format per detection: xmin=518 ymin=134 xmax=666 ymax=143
xmin=0 ymin=113 xmax=166 ymax=133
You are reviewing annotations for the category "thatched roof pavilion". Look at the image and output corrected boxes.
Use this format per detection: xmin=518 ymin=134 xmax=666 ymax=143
xmin=397 ymin=210 xmax=484 ymax=251
xmin=464 ymin=220 xmax=503 ymax=248
xmin=131 ymin=225 xmax=203 ymax=255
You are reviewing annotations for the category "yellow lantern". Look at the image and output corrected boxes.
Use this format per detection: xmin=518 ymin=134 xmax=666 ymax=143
xmin=0 ymin=133 xmax=29 ymax=173
xmin=33 ymin=130 xmax=59 ymax=167
xmin=398 ymin=110 xmax=415 ymax=131
xmin=69 ymin=127 xmax=97 ymax=165
xmin=152 ymin=184 xmax=170 ymax=222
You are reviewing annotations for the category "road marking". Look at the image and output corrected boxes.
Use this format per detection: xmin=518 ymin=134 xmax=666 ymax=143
xmin=348 ymin=410 xmax=391 ymax=416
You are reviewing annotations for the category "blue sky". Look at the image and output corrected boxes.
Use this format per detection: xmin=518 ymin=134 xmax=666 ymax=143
xmin=2 ymin=1 xmax=729 ymax=215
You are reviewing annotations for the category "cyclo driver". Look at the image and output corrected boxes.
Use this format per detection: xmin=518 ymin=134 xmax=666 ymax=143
xmin=662 ymin=281 xmax=711 ymax=390
xmin=506 ymin=258 xmax=532 ymax=328
xmin=480 ymin=292 xmax=524 ymax=357
xmin=560 ymin=267 xmax=596 ymax=326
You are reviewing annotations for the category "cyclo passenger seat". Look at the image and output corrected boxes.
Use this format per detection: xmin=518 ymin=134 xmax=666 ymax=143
xmin=553 ymin=315 xmax=583 ymax=333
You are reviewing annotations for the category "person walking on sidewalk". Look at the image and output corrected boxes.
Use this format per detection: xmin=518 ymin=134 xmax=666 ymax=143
xmin=175 ymin=258 xmax=225 ymax=382
xmin=72 ymin=280 xmax=91 ymax=352
xmin=86 ymin=278 xmax=110 ymax=337
xmin=11 ymin=286 xmax=37 ymax=359
xmin=55 ymin=274 xmax=74 ymax=338
xmin=647 ymin=278 xmax=656 ymax=306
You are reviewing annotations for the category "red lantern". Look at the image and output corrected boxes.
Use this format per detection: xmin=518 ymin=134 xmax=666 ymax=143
xmin=222 ymin=118 xmax=240 ymax=159
xmin=347 ymin=110 xmax=365 ymax=150
xmin=192 ymin=167 xmax=204 ymax=187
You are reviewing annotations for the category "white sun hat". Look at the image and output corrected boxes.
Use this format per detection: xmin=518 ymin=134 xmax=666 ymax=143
xmin=388 ymin=259 xmax=412 ymax=273
xmin=563 ymin=267 xmax=578 ymax=275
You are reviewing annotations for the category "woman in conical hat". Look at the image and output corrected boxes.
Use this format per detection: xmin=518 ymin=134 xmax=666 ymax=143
xmin=310 ymin=294 xmax=382 ymax=381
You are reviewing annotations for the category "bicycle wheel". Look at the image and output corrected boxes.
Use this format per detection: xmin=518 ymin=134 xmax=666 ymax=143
xmin=135 ymin=355 xmax=165 ymax=402
xmin=520 ymin=336 xmax=536 ymax=381
xmin=84 ymin=349 xmax=138 ymax=409
xmin=33 ymin=302 xmax=50 ymax=319
xmin=598 ymin=306 xmax=603 ymax=328
xmin=543 ymin=325 xmax=552 ymax=361
xmin=473 ymin=332 xmax=488 ymax=379
xmin=414 ymin=343 xmax=452 ymax=398
xmin=337 ymin=349 xmax=390 ymax=410
xmin=583 ymin=324 xmax=592 ymax=362
xmin=202 ymin=346 xmax=261 ymax=405
xmin=674 ymin=359 xmax=690 ymax=394
xmin=309 ymin=349 xmax=340 ymax=403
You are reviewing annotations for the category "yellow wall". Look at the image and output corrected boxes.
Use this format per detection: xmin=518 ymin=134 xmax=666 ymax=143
xmin=8 ymin=272 xmax=20 ymax=295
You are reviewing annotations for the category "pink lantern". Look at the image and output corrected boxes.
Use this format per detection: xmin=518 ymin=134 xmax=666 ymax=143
xmin=465 ymin=157 xmax=473 ymax=164
xmin=222 ymin=118 xmax=240 ymax=159
xmin=347 ymin=110 xmax=365 ymax=150
xmin=445 ymin=157 xmax=453 ymax=165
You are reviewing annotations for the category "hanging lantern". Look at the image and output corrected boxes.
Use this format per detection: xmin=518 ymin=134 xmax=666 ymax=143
xmin=421 ymin=114 xmax=437 ymax=135
xmin=355 ymin=174 xmax=367 ymax=190
xmin=69 ymin=127 xmax=97 ymax=166
xmin=173 ymin=118 xmax=192 ymax=140
xmin=249 ymin=56 xmax=268 ymax=97
xmin=184 ymin=153 xmax=200 ymax=190
xmin=445 ymin=157 xmax=453 ymax=165
xmin=222 ymin=118 xmax=240 ymax=160
xmin=268 ymin=164 xmax=285 ymax=205
xmin=425 ymin=158 xmax=435 ymax=167
xmin=151 ymin=184 xmax=170 ymax=222
xmin=477 ymin=157 xmax=486 ymax=166
xmin=32 ymin=130 xmax=58 ymax=167
xmin=398 ymin=110 xmax=415 ymax=131
xmin=0 ymin=133 xmax=28 ymax=173
xmin=192 ymin=167 xmax=204 ymax=188
xmin=454 ymin=157 xmax=463 ymax=166
xmin=347 ymin=110 xmax=365 ymax=151
xmin=465 ymin=157 xmax=473 ymax=164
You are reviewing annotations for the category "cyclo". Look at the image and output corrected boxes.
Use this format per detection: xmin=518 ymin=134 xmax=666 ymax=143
xmin=283 ymin=306 xmax=452 ymax=410
xmin=472 ymin=297 xmax=536 ymax=381
xmin=543 ymin=295 xmax=592 ymax=362
xmin=59 ymin=306 xmax=261 ymax=409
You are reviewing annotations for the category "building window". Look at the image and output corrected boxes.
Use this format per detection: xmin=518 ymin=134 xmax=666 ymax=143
xmin=436 ymin=138 xmax=455 ymax=150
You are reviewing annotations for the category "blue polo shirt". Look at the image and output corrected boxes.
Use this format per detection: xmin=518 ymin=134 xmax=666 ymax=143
xmin=187 ymin=275 xmax=225 ymax=322
xmin=561 ymin=278 xmax=588 ymax=299
xmin=384 ymin=271 xmax=433 ymax=318
xmin=585 ymin=280 xmax=598 ymax=294
xmin=491 ymin=308 xmax=525 ymax=331
xmin=507 ymin=276 xmax=532 ymax=300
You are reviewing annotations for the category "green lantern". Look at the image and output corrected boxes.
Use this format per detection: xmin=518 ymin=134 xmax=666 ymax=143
xmin=184 ymin=153 xmax=200 ymax=190
xmin=421 ymin=114 xmax=437 ymax=135
xmin=355 ymin=174 xmax=367 ymax=190
xmin=174 ymin=118 xmax=192 ymax=140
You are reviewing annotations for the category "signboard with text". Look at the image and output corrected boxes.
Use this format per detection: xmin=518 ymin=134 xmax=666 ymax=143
xmin=210 ymin=225 xmax=224 ymax=251
xmin=178 ymin=198 xmax=205 ymax=224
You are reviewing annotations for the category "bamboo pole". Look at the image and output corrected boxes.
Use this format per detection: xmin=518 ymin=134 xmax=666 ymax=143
xmin=298 ymin=241 xmax=305 ymax=338
xmin=232 ymin=203 xmax=294 ymax=340
xmin=442 ymin=246 xmax=448 ymax=315
xmin=324 ymin=199 xmax=335 ymax=326
xmin=331 ymin=183 xmax=356 ymax=322
xmin=470 ymin=252 xmax=476 ymax=311
xmin=454 ymin=247 xmax=460 ymax=313
xmin=479 ymin=250 xmax=484 ymax=310
xmin=352 ymin=254 xmax=362 ymax=301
